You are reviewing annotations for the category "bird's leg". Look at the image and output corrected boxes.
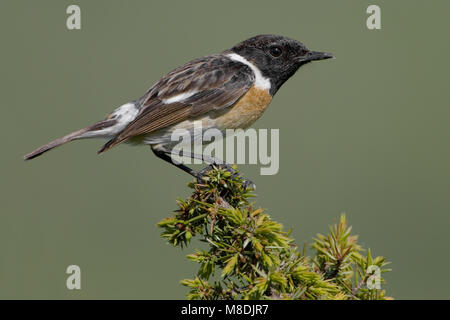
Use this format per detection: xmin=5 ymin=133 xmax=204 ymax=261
xmin=171 ymin=150 xmax=253 ymax=187
xmin=151 ymin=146 xmax=229 ymax=178
xmin=151 ymin=146 xmax=199 ymax=178
xmin=151 ymin=146 xmax=255 ymax=190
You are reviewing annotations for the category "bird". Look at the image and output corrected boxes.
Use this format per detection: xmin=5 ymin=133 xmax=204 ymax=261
xmin=24 ymin=34 xmax=333 ymax=185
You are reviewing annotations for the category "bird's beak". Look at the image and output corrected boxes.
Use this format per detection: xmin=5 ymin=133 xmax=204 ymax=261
xmin=297 ymin=51 xmax=335 ymax=63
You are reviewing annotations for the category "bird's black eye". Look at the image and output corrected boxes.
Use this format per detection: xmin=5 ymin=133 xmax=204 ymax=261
xmin=269 ymin=46 xmax=282 ymax=57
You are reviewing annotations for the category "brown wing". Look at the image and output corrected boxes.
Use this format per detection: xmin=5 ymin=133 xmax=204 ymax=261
xmin=98 ymin=54 xmax=254 ymax=153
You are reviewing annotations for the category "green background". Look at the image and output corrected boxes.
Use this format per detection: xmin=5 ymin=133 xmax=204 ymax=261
xmin=1 ymin=0 xmax=449 ymax=299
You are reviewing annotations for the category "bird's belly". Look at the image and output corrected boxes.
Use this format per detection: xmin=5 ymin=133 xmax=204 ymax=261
xmin=141 ymin=86 xmax=272 ymax=146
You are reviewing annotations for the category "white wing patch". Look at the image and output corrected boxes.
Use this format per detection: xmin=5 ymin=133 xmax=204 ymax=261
xmin=162 ymin=91 xmax=198 ymax=104
xmin=227 ymin=53 xmax=271 ymax=90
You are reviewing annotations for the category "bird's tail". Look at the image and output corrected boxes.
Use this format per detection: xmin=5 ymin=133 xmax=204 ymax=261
xmin=24 ymin=119 xmax=117 ymax=160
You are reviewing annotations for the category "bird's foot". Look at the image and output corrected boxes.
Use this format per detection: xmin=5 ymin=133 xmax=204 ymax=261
xmin=196 ymin=163 xmax=256 ymax=190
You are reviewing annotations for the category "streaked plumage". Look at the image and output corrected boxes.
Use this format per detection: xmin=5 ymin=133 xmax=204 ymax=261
xmin=24 ymin=34 xmax=333 ymax=183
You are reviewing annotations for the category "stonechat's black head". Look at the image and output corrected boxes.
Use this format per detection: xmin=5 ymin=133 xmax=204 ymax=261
xmin=230 ymin=34 xmax=333 ymax=95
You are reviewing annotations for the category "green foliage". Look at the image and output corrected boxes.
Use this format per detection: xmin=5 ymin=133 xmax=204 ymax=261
xmin=158 ymin=166 xmax=392 ymax=300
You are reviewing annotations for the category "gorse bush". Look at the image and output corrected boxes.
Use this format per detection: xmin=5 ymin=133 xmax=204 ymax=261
xmin=158 ymin=166 xmax=392 ymax=300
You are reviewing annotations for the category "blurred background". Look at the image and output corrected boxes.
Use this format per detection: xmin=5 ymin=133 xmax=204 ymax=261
xmin=1 ymin=0 xmax=449 ymax=299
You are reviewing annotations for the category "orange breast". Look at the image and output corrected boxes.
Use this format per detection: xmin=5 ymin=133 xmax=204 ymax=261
xmin=214 ymin=86 xmax=272 ymax=129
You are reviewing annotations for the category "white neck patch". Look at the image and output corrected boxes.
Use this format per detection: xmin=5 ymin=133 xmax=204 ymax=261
xmin=227 ymin=53 xmax=271 ymax=91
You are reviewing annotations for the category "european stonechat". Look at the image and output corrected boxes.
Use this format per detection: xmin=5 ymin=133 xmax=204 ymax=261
xmin=24 ymin=34 xmax=333 ymax=182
